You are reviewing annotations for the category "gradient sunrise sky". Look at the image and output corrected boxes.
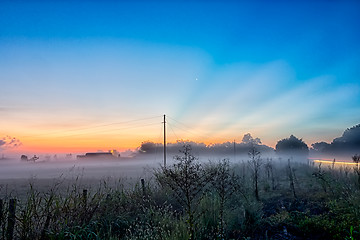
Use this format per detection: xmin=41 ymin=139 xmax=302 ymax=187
xmin=1 ymin=1 xmax=359 ymax=154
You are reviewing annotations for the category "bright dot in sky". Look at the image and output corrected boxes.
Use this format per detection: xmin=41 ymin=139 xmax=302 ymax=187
xmin=196 ymin=78 xmax=198 ymax=81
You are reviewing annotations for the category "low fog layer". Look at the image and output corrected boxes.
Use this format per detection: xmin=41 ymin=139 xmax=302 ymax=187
xmin=0 ymin=157 xmax=158 ymax=180
xmin=0 ymin=151 xmax=308 ymax=180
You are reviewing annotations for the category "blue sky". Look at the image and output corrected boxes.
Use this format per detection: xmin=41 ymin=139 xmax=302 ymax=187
xmin=0 ymin=1 xmax=359 ymax=152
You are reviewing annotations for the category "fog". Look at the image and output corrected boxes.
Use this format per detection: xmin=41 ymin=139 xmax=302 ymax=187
xmin=0 ymin=156 xmax=159 ymax=180
xmin=0 ymin=151 xmax=303 ymax=180
xmin=2 ymin=124 xmax=358 ymax=182
xmin=1 ymin=148 xmax=357 ymax=182
xmin=0 ymin=148 xmax=357 ymax=202
xmin=0 ymin=155 xmax=162 ymax=197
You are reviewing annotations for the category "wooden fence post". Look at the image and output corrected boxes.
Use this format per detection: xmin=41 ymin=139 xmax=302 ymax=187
xmin=83 ymin=189 xmax=88 ymax=208
xmin=141 ymin=178 xmax=146 ymax=197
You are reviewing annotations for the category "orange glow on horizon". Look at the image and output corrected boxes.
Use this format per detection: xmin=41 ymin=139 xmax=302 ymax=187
xmin=12 ymin=134 xmax=145 ymax=154
xmin=2 ymin=114 xmax=292 ymax=155
xmin=4 ymin=119 xmax=304 ymax=154
xmin=9 ymin=134 xmax=277 ymax=154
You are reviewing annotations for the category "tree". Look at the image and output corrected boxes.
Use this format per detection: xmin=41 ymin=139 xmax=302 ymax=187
xmin=311 ymin=124 xmax=360 ymax=155
xmin=242 ymin=133 xmax=261 ymax=145
xmin=248 ymin=146 xmax=262 ymax=201
xmin=155 ymin=145 xmax=212 ymax=240
xmin=208 ymin=159 xmax=239 ymax=238
xmin=311 ymin=141 xmax=330 ymax=153
xmin=338 ymin=124 xmax=360 ymax=145
xmin=139 ymin=141 xmax=161 ymax=154
xmin=329 ymin=124 xmax=360 ymax=154
xmin=275 ymin=135 xmax=309 ymax=156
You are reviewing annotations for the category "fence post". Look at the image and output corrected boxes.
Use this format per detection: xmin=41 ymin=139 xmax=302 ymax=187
xmin=83 ymin=189 xmax=88 ymax=208
xmin=141 ymin=178 xmax=146 ymax=197
xmin=6 ymin=199 xmax=16 ymax=240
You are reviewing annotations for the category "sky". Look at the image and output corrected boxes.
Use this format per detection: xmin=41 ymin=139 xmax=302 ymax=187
xmin=0 ymin=1 xmax=359 ymax=155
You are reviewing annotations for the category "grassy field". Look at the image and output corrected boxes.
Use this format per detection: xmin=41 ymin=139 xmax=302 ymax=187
xmin=0 ymin=148 xmax=360 ymax=239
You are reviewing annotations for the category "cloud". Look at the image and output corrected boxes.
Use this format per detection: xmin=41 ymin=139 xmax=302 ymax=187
xmin=0 ymin=136 xmax=22 ymax=150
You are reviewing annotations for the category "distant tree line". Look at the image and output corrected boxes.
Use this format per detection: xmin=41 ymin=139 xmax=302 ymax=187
xmin=138 ymin=123 xmax=360 ymax=158
xmin=138 ymin=133 xmax=274 ymax=156
xmin=311 ymin=124 xmax=360 ymax=155
xmin=139 ymin=133 xmax=310 ymax=157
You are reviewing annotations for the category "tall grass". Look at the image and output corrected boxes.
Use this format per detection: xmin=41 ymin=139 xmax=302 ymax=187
xmin=0 ymin=150 xmax=360 ymax=239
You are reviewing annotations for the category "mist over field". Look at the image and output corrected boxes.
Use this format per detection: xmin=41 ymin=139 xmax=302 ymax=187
xmin=1 ymin=1 xmax=360 ymax=239
xmin=1 ymin=123 xmax=359 ymax=178
xmin=0 ymin=123 xmax=357 ymax=199
xmin=0 ymin=126 xmax=359 ymax=239
xmin=0 ymin=145 xmax=354 ymax=181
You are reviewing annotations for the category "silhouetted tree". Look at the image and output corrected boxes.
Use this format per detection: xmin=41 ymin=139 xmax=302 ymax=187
xmin=329 ymin=124 xmax=360 ymax=154
xmin=275 ymin=135 xmax=309 ymax=156
xmin=311 ymin=124 xmax=360 ymax=155
xmin=311 ymin=141 xmax=330 ymax=153
xmin=139 ymin=138 xmax=274 ymax=156
xmin=338 ymin=124 xmax=360 ymax=144
xmin=248 ymin=146 xmax=262 ymax=201
xmin=242 ymin=133 xmax=261 ymax=145
xmin=139 ymin=141 xmax=160 ymax=154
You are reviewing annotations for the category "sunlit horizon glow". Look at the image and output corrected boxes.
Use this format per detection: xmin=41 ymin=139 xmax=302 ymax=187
xmin=1 ymin=1 xmax=360 ymax=155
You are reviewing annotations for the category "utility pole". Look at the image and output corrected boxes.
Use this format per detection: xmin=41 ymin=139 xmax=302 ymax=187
xmin=234 ymin=139 xmax=236 ymax=161
xmin=163 ymin=114 xmax=166 ymax=168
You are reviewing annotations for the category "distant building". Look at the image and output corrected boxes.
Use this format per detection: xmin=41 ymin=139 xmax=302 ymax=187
xmin=76 ymin=152 xmax=115 ymax=159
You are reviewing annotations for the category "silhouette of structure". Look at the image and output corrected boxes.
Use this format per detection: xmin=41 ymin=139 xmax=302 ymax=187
xmin=77 ymin=152 xmax=115 ymax=159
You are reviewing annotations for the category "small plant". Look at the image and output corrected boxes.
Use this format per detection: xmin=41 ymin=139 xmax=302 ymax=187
xmin=312 ymin=162 xmax=333 ymax=194
xmin=346 ymin=225 xmax=360 ymax=240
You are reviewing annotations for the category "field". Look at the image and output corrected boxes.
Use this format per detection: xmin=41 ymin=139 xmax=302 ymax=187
xmin=0 ymin=149 xmax=360 ymax=240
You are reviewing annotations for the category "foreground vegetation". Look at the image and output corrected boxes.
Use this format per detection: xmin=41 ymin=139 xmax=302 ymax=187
xmin=1 ymin=146 xmax=360 ymax=239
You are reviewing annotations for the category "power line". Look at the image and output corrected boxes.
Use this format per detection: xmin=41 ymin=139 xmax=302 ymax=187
xmin=19 ymin=114 xmax=236 ymax=148
xmin=47 ymin=122 xmax=161 ymax=139
xmin=167 ymin=115 xmax=213 ymax=140
xmin=169 ymin=124 xmax=202 ymax=139
xmin=22 ymin=115 xmax=162 ymax=138
xmin=167 ymin=122 xmax=179 ymax=141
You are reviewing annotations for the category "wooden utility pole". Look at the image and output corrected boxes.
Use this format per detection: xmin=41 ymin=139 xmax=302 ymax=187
xmin=163 ymin=114 xmax=166 ymax=168
xmin=234 ymin=139 xmax=236 ymax=161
